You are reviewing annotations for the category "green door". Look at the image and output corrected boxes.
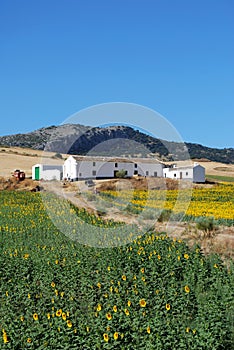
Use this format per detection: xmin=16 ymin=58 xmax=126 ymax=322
xmin=35 ymin=166 xmax=40 ymax=180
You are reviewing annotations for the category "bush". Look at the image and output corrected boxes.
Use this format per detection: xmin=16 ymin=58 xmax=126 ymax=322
xmin=124 ymin=203 xmax=142 ymax=215
xmin=158 ymin=209 xmax=173 ymax=222
xmin=196 ymin=217 xmax=216 ymax=234
xmin=115 ymin=169 xmax=127 ymax=178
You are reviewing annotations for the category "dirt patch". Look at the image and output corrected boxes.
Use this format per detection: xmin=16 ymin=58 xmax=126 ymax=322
xmin=96 ymin=177 xmax=192 ymax=192
xmin=214 ymin=167 xmax=234 ymax=172
xmin=0 ymin=177 xmax=39 ymax=191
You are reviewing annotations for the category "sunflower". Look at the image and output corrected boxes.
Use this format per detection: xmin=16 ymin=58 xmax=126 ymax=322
xmin=2 ymin=329 xmax=9 ymax=344
xmin=127 ymin=300 xmax=131 ymax=307
xmin=139 ymin=299 xmax=146 ymax=307
xmin=27 ymin=338 xmax=32 ymax=343
xmin=166 ymin=303 xmax=171 ymax=311
xmin=62 ymin=312 xmax=67 ymax=321
xmin=114 ymin=332 xmax=119 ymax=340
xmin=97 ymin=304 xmax=102 ymax=312
xmin=122 ymin=275 xmax=126 ymax=281
xmin=184 ymin=253 xmax=189 ymax=260
xmin=33 ymin=313 xmax=38 ymax=321
xmin=113 ymin=305 xmax=117 ymax=312
xmin=147 ymin=326 xmax=151 ymax=334
xmin=184 ymin=285 xmax=190 ymax=293
xmin=106 ymin=313 xmax=112 ymax=321
xmin=67 ymin=320 xmax=72 ymax=328
xmin=56 ymin=309 xmax=62 ymax=317
xmin=124 ymin=309 xmax=130 ymax=316
xmin=103 ymin=333 xmax=109 ymax=342
xmin=51 ymin=281 xmax=55 ymax=288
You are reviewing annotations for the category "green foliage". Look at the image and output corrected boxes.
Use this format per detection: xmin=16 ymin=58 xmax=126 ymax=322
xmin=124 ymin=203 xmax=142 ymax=215
xmin=206 ymin=174 xmax=234 ymax=183
xmin=0 ymin=191 xmax=234 ymax=349
xmin=196 ymin=217 xmax=215 ymax=233
xmin=158 ymin=209 xmax=173 ymax=222
xmin=115 ymin=169 xmax=127 ymax=178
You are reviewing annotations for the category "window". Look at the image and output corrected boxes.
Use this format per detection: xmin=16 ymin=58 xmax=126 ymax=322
xmin=146 ymin=171 xmax=149 ymax=176
xmin=174 ymin=173 xmax=177 ymax=177
xmin=79 ymin=173 xmax=82 ymax=177
xmin=115 ymin=163 xmax=118 ymax=168
xmin=93 ymin=162 xmax=96 ymax=166
xmin=154 ymin=171 xmax=157 ymax=177
xmin=92 ymin=170 xmax=96 ymax=176
xmin=134 ymin=170 xmax=138 ymax=175
xmin=134 ymin=163 xmax=137 ymax=168
xmin=186 ymin=172 xmax=188 ymax=176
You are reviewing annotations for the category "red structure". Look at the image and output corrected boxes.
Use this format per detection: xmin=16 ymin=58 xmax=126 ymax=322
xmin=13 ymin=169 xmax=25 ymax=181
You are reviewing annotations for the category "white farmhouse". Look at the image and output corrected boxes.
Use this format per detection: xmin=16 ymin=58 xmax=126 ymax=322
xmin=32 ymin=164 xmax=63 ymax=181
xmin=63 ymin=155 xmax=164 ymax=181
xmin=163 ymin=162 xmax=205 ymax=183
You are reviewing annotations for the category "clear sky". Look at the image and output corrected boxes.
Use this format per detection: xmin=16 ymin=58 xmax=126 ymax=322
xmin=0 ymin=0 xmax=233 ymax=148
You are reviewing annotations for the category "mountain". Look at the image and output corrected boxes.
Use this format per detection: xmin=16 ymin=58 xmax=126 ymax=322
xmin=0 ymin=124 xmax=233 ymax=163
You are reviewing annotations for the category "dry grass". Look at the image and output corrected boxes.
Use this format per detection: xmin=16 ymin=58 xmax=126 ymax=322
xmin=0 ymin=177 xmax=39 ymax=191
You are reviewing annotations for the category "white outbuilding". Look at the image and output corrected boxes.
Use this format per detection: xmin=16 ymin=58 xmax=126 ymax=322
xmin=32 ymin=164 xmax=63 ymax=181
xmin=163 ymin=162 xmax=205 ymax=183
xmin=63 ymin=155 xmax=165 ymax=181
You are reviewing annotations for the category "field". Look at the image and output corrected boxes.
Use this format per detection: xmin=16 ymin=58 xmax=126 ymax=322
xmin=206 ymin=174 xmax=234 ymax=183
xmin=99 ymin=183 xmax=234 ymax=224
xmin=0 ymin=190 xmax=234 ymax=349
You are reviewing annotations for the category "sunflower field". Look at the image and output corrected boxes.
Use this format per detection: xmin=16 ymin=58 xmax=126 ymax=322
xmin=101 ymin=183 xmax=234 ymax=225
xmin=0 ymin=190 xmax=234 ymax=349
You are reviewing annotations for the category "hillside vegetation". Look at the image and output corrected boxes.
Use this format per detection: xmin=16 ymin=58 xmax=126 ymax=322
xmin=0 ymin=124 xmax=233 ymax=163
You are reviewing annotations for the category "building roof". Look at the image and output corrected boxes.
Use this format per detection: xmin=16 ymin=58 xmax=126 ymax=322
xmin=68 ymin=155 xmax=164 ymax=164
xmin=165 ymin=162 xmax=204 ymax=171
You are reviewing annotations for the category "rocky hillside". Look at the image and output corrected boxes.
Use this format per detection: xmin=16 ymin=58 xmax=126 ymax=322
xmin=0 ymin=124 xmax=233 ymax=163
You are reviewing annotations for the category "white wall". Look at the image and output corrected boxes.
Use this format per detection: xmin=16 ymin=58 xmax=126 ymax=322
xmin=78 ymin=161 xmax=135 ymax=179
xmin=63 ymin=156 xmax=165 ymax=180
xmin=32 ymin=164 xmax=63 ymax=181
xmin=63 ymin=156 xmax=78 ymax=180
xmin=163 ymin=167 xmax=193 ymax=181
xmin=138 ymin=163 xmax=164 ymax=177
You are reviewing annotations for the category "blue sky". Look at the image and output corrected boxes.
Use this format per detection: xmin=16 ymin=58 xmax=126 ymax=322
xmin=0 ymin=0 xmax=233 ymax=148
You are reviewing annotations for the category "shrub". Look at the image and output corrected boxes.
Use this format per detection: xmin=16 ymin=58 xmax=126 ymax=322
xmin=158 ymin=209 xmax=173 ymax=222
xmin=115 ymin=169 xmax=127 ymax=178
xmin=196 ymin=217 xmax=216 ymax=235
